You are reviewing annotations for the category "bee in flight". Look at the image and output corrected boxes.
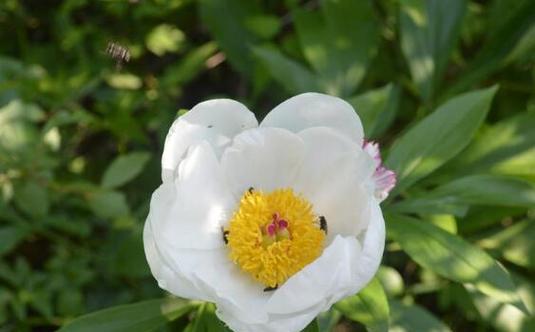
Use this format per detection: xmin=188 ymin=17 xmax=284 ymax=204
xmin=105 ymin=41 xmax=131 ymax=70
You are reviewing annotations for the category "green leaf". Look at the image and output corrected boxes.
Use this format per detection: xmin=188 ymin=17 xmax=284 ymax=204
xmin=445 ymin=0 xmax=535 ymax=97
xmin=13 ymin=181 xmax=49 ymax=218
xmin=101 ymin=152 xmax=151 ymax=189
xmin=58 ymin=298 xmax=194 ymax=332
xmin=198 ymin=0 xmax=260 ymax=75
xmin=465 ymin=283 xmax=533 ymax=332
xmin=294 ymin=0 xmax=379 ymax=96
xmin=301 ymin=320 xmax=319 ymax=332
xmin=386 ymin=85 xmax=498 ymax=193
xmin=347 ymin=84 xmax=400 ymax=138
xmin=88 ymin=191 xmax=129 ymax=219
xmin=0 ymin=226 xmax=28 ymax=256
xmin=479 ymin=219 xmax=535 ymax=269
xmin=391 ymin=175 xmax=535 ymax=215
xmin=427 ymin=175 xmax=535 ymax=207
xmin=399 ymin=0 xmax=466 ymax=100
xmin=336 ymin=278 xmax=389 ymax=332
xmin=389 ymin=299 xmax=452 ymax=332
xmin=317 ymin=309 xmax=341 ymax=332
xmin=190 ymin=303 xmax=232 ymax=332
xmin=442 ymin=111 xmax=535 ymax=181
xmin=253 ymin=46 xmax=320 ymax=94
xmin=162 ymin=42 xmax=218 ymax=87
xmin=386 ymin=214 xmax=525 ymax=310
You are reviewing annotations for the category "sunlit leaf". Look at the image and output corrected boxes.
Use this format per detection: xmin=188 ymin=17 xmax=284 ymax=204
xmin=58 ymin=298 xmax=194 ymax=332
xmin=336 ymin=278 xmax=389 ymax=332
xmin=399 ymin=0 xmax=466 ymax=101
xmin=386 ymin=85 xmax=498 ymax=193
xmin=348 ymin=84 xmax=400 ymax=138
xmin=389 ymin=300 xmax=452 ymax=332
xmin=294 ymin=0 xmax=379 ymax=96
xmin=253 ymin=46 xmax=320 ymax=93
xmin=387 ymin=214 xmax=525 ymax=310
xmin=479 ymin=219 xmax=535 ymax=269
xmin=199 ymin=0 xmax=260 ymax=75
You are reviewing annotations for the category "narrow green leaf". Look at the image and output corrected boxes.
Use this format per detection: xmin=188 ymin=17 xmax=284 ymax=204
xmin=479 ymin=219 xmax=535 ymax=269
xmin=347 ymin=84 xmax=400 ymax=138
xmin=88 ymin=191 xmax=129 ymax=219
xmin=386 ymin=214 xmax=525 ymax=310
xmin=389 ymin=300 xmax=452 ymax=332
xmin=336 ymin=278 xmax=389 ymax=332
xmin=294 ymin=0 xmax=379 ymax=96
xmin=198 ymin=0 xmax=260 ymax=75
xmin=399 ymin=0 xmax=466 ymax=100
xmin=101 ymin=152 xmax=151 ymax=189
xmin=58 ymin=298 xmax=194 ymax=332
xmin=441 ymin=111 xmax=535 ymax=181
xmin=386 ymin=85 xmax=498 ymax=193
xmin=444 ymin=0 xmax=535 ymax=97
xmin=253 ymin=46 xmax=320 ymax=94
xmin=391 ymin=175 xmax=535 ymax=215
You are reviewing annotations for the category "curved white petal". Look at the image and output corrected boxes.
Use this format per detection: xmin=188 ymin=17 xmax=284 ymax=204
xmin=143 ymin=219 xmax=207 ymax=300
xmin=221 ymin=127 xmax=305 ymax=198
xmin=151 ymin=142 xmax=236 ymax=251
xmin=260 ymin=93 xmax=364 ymax=144
xmin=265 ymin=236 xmax=359 ymax=315
xmin=216 ymin=300 xmax=326 ymax=332
xmin=293 ymin=127 xmax=375 ymax=241
xmin=161 ymin=99 xmax=258 ymax=182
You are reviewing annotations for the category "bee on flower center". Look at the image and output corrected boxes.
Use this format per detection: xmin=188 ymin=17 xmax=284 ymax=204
xmin=318 ymin=216 xmax=328 ymax=234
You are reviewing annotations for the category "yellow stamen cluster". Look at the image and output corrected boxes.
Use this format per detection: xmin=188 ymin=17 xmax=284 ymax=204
xmin=226 ymin=188 xmax=325 ymax=288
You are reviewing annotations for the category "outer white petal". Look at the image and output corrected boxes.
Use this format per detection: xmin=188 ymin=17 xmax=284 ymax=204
xmin=260 ymin=93 xmax=364 ymax=144
xmin=216 ymin=300 xmax=326 ymax=332
xmin=293 ymin=127 xmax=375 ymax=240
xmin=220 ymin=127 xmax=305 ymax=198
xmin=150 ymin=142 xmax=236 ymax=250
xmin=143 ymin=219 xmax=208 ymax=300
xmin=266 ymin=235 xmax=360 ymax=314
xmin=161 ymin=99 xmax=257 ymax=182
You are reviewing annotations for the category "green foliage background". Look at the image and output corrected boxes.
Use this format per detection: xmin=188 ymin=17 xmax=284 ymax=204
xmin=0 ymin=0 xmax=533 ymax=331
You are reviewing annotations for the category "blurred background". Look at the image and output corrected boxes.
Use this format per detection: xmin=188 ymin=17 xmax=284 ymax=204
xmin=0 ymin=0 xmax=533 ymax=331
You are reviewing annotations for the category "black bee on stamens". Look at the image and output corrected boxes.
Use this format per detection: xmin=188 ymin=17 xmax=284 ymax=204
xmin=222 ymin=227 xmax=229 ymax=245
xmin=248 ymin=187 xmax=255 ymax=194
xmin=318 ymin=216 xmax=328 ymax=234
xmin=263 ymin=285 xmax=278 ymax=292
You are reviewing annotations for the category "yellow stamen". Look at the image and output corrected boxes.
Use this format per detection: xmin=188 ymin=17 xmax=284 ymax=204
xmin=226 ymin=188 xmax=325 ymax=288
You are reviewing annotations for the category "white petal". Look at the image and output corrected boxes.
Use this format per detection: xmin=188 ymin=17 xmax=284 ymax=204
xmin=143 ymin=219 xmax=208 ymax=300
xmin=164 ymin=247 xmax=272 ymax=324
xmin=216 ymin=300 xmax=326 ymax=332
xmin=221 ymin=127 xmax=305 ymax=197
xmin=260 ymin=93 xmax=364 ymax=144
xmin=161 ymin=99 xmax=257 ymax=182
xmin=150 ymin=142 xmax=236 ymax=250
xmin=293 ymin=127 xmax=375 ymax=240
xmin=349 ymin=198 xmax=386 ymax=294
xmin=266 ymin=235 xmax=361 ymax=314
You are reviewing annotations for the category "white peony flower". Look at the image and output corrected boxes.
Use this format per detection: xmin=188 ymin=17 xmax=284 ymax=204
xmin=144 ymin=93 xmax=396 ymax=332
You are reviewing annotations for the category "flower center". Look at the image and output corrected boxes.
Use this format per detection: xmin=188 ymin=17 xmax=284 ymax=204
xmin=225 ymin=188 xmax=325 ymax=288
